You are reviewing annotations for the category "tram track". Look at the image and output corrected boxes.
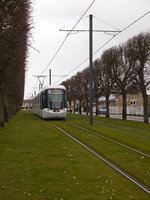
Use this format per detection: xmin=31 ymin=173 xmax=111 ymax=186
xmin=71 ymin=115 xmax=150 ymax=139
xmin=50 ymin=122 xmax=150 ymax=194
xmin=69 ymin=122 xmax=150 ymax=158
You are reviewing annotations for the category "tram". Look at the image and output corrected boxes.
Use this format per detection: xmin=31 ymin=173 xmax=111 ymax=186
xmin=32 ymin=85 xmax=67 ymax=119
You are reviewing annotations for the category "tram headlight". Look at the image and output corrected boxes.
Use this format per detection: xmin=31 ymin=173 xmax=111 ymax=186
xmin=50 ymin=109 xmax=54 ymax=112
xmin=58 ymin=109 xmax=62 ymax=112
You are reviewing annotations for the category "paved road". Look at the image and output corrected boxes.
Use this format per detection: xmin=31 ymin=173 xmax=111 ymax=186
xmin=99 ymin=114 xmax=150 ymax=122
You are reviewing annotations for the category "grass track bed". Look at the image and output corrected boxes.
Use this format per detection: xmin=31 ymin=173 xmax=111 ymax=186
xmin=70 ymin=114 xmax=150 ymax=138
xmin=0 ymin=111 xmax=149 ymax=200
xmin=69 ymin=114 xmax=150 ymax=154
xmin=52 ymin=121 xmax=150 ymax=188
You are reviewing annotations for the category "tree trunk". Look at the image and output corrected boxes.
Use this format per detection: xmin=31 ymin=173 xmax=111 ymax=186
xmin=95 ymin=98 xmax=99 ymax=116
xmin=4 ymin=105 xmax=9 ymax=122
xmin=122 ymin=92 xmax=127 ymax=120
xmin=138 ymin=63 xmax=149 ymax=123
xmin=73 ymin=100 xmax=76 ymax=114
xmin=0 ymin=89 xmax=5 ymax=127
xmin=105 ymin=95 xmax=110 ymax=118
xmin=86 ymin=99 xmax=89 ymax=115
xmin=4 ymin=96 xmax=10 ymax=122
xmin=69 ymin=101 xmax=72 ymax=113
xmin=142 ymin=92 xmax=149 ymax=123
xmin=79 ymin=100 xmax=82 ymax=115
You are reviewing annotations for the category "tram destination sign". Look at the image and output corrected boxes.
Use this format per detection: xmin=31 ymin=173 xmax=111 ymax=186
xmin=48 ymin=89 xmax=63 ymax=94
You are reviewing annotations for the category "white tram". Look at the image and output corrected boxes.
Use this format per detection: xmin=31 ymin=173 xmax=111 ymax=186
xmin=32 ymin=85 xmax=67 ymax=119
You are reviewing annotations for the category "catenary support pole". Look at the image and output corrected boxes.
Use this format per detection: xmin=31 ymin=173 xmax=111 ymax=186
xmin=89 ymin=14 xmax=93 ymax=125
xmin=59 ymin=14 xmax=120 ymax=125
xmin=49 ymin=69 xmax=51 ymax=85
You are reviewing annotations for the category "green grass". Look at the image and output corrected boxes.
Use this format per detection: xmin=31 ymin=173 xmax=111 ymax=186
xmin=69 ymin=114 xmax=150 ymax=153
xmin=0 ymin=111 xmax=150 ymax=200
xmin=53 ymin=117 xmax=150 ymax=187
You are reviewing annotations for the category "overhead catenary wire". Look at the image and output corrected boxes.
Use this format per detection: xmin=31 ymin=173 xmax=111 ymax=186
xmin=40 ymin=0 xmax=96 ymax=75
xmin=53 ymin=10 xmax=150 ymax=84
xmin=32 ymin=0 xmax=96 ymax=94
xmin=93 ymin=16 xmax=121 ymax=31
xmin=94 ymin=10 xmax=150 ymax=54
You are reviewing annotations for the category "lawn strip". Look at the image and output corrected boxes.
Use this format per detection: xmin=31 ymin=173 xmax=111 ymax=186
xmin=52 ymin=120 xmax=150 ymax=188
xmin=0 ymin=111 xmax=149 ymax=200
xmin=69 ymin=114 xmax=150 ymax=154
xmin=69 ymin=114 xmax=150 ymax=138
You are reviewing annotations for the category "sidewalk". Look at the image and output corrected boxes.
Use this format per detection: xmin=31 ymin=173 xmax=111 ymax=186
xmin=99 ymin=114 xmax=150 ymax=122
xmin=75 ymin=112 xmax=150 ymax=122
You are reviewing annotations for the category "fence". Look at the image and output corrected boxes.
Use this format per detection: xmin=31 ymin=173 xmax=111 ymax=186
xmin=109 ymin=106 xmax=144 ymax=116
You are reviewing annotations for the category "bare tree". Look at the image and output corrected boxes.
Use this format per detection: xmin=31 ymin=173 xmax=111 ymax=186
xmin=62 ymin=79 xmax=73 ymax=113
xmin=106 ymin=45 xmax=136 ymax=120
xmin=81 ymin=68 xmax=89 ymax=115
xmin=128 ymin=32 xmax=150 ymax=123
xmin=99 ymin=54 xmax=115 ymax=118
xmin=93 ymin=59 xmax=103 ymax=116
xmin=69 ymin=76 xmax=79 ymax=113
xmin=61 ymin=31 xmax=150 ymax=123
xmin=74 ymin=72 xmax=86 ymax=114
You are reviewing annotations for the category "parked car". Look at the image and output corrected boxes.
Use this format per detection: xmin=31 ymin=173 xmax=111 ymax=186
xmin=67 ymin=108 xmax=72 ymax=113
xmin=98 ymin=106 xmax=107 ymax=115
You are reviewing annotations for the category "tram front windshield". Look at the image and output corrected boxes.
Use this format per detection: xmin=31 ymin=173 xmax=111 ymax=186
xmin=47 ymin=89 xmax=65 ymax=109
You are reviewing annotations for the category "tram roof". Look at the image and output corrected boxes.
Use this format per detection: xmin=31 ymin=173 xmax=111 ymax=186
xmin=32 ymin=84 xmax=66 ymax=99
xmin=42 ymin=84 xmax=66 ymax=91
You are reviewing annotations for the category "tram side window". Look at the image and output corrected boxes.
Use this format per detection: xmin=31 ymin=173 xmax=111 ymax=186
xmin=64 ymin=91 xmax=67 ymax=108
xmin=42 ymin=92 xmax=47 ymax=108
xmin=40 ymin=95 xmax=42 ymax=109
xmin=36 ymin=97 xmax=38 ymax=109
xmin=38 ymin=95 xmax=40 ymax=108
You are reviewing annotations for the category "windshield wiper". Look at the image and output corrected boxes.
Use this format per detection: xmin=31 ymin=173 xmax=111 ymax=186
xmin=49 ymin=101 xmax=56 ymax=109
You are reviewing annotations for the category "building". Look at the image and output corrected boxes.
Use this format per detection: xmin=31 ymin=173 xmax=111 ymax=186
xmin=22 ymin=99 xmax=32 ymax=110
xmin=98 ymin=92 xmax=150 ymax=116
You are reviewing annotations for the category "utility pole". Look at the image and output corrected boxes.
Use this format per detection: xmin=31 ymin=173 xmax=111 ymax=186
xmin=48 ymin=69 xmax=67 ymax=85
xmin=59 ymin=15 xmax=120 ymax=125
xmin=49 ymin=69 xmax=51 ymax=85
xmin=89 ymin=15 xmax=93 ymax=125
xmin=32 ymin=75 xmax=46 ymax=91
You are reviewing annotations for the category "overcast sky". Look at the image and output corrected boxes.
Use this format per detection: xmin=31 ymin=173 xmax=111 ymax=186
xmin=24 ymin=0 xmax=150 ymax=99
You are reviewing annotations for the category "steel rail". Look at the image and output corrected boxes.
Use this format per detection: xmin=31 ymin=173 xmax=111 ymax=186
xmin=69 ymin=123 xmax=150 ymax=158
xmin=71 ymin=115 xmax=150 ymax=139
xmin=50 ymin=122 xmax=150 ymax=194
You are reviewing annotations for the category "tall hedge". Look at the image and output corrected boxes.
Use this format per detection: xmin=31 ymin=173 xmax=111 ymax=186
xmin=0 ymin=0 xmax=31 ymax=127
